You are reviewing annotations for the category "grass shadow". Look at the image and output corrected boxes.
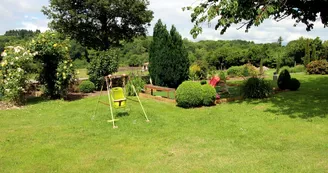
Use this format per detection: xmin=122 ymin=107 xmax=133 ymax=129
xmin=228 ymin=75 xmax=328 ymax=119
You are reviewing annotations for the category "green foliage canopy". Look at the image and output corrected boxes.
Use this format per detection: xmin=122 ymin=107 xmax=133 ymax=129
xmin=42 ymin=0 xmax=154 ymax=50
xmin=184 ymin=0 xmax=328 ymax=38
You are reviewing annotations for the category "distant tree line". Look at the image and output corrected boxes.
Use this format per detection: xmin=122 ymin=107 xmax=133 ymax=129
xmin=1 ymin=29 xmax=328 ymax=70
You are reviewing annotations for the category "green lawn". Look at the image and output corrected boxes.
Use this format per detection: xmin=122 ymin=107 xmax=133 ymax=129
xmin=1 ymin=73 xmax=328 ymax=172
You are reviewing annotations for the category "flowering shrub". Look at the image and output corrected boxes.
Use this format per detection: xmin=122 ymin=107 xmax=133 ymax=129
xmin=29 ymin=32 xmax=75 ymax=98
xmin=0 ymin=46 xmax=34 ymax=105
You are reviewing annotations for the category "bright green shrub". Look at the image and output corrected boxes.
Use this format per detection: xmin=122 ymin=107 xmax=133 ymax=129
xmin=79 ymin=80 xmax=95 ymax=93
xmin=289 ymin=78 xmax=301 ymax=91
xmin=243 ymin=63 xmax=259 ymax=77
xmin=306 ymin=60 xmax=328 ymax=74
xmin=88 ymin=49 xmax=119 ymax=90
xmin=176 ymin=81 xmax=203 ymax=108
xmin=227 ymin=66 xmax=243 ymax=77
xmin=278 ymin=69 xmax=291 ymax=90
xmin=291 ymin=65 xmax=306 ymax=73
xmin=73 ymin=59 xmax=88 ymax=69
xmin=280 ymin=65 xmax=306 ymax=74
xmin=201 ymin=84 xmax=216 ymax=106
xmin=126 ymin=75 xmax=145 ymax=96
xmin=227 ymin=64 xmax=258 ymax=77
xmin=241 ymin=77 xmax=273 ymax=99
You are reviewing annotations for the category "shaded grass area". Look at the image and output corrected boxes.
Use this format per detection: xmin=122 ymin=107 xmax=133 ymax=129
xmin=0 ymin=74 xmax=328 ymax=172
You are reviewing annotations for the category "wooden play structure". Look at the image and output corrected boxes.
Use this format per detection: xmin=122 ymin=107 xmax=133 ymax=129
xmin=94 ymin=74 xmax=149 ymax=129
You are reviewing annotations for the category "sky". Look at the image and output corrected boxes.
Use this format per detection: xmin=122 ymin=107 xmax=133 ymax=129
xmin=0 ymin=0 xmax=327 ymax=44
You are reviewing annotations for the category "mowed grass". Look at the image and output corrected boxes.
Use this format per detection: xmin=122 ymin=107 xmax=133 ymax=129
xmin=0 ymin=74 xmax=328 ymax=172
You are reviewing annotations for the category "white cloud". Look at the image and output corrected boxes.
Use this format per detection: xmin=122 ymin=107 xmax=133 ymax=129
xmin=20 ymin=20 xmax=48 ymax=32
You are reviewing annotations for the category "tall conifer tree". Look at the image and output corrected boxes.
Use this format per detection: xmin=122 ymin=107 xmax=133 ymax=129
xmin=149 ymin=20 xmax=189 ymax=88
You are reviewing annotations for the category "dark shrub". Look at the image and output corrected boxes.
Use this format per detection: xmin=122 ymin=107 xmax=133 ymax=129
xmin=176 ymin=81 xmax=203 ymax=108
xmin=289 ymin=78 xmax=301 ymax=91
xmin=241 ymin=77 xmax=273 ymax=99
xmin=291 ymin=65 xmax=306 ymax=73
xmin=79 ymin=80 xmax=95 ymax=93
xmin=200 ymin=80 xmax=207 ymax=85
xmin=306 ymin=60 xmax=328 ymax=74
xmin=201 ymin=84 xmax=217 ymax=106
xmin=278 ymin=69 xmax=291 ymax=90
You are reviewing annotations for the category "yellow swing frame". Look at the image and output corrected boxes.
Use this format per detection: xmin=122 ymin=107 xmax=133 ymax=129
xmin=93 ymin=74 xmax=149 ymax=128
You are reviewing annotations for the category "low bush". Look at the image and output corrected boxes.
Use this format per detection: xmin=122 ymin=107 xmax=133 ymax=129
xmin=289 ymin=78 xmax=301 ymax=91
xmin=73 ymin=59 xmax=89 ymax=69
xmin=241 ymin=77 xmax=273 ymax=99
xmin=227 ymin=66 xmax=243 ymax=77
xmin=243 ymin=63 xmax=259 ymax=77
xmin=278 ymin=69 xmax=291 ymax=90
xmin=176 ymin=81 xmax=203 ymax=108
xmin=201 ymin=84 xmax=216 ymax=106
xmin=227 ymin=64 xmax=258 ymax=78
xmin=126 ymin=75 xmax=145 ymax=96
xmin=306 ymin=60 xmax=328 ymax=74
xmin=280 ymin=65 xmax=306 ymax=74
xmin=291 ymin=65 xmax=306 ymax=73
xmin=79 ymin=80 xmax=95 ymax=93
xmin=200 ymin=80 xmax=207 ymax=85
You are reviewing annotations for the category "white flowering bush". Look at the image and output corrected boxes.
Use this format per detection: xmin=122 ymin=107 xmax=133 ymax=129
xmin=29 ymin=31 xmax=75 ymax=99
xmin=0 ymin=46 xmax=34 ymax=105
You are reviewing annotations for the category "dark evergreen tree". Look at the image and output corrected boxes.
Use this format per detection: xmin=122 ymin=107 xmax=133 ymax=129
xmin=165 ymin=26 xmax=189 ymax=88
xmin=149 ymin=20 xmax=189 ymax=88
xmin=149 ymin=20 xmax=170 ymax=86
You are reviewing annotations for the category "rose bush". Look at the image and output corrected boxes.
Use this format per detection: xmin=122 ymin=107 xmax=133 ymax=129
xmin=29 ymin=32 xmax=75 ymax=98
xmin=0 ymin=46 xmax=34 ymax=105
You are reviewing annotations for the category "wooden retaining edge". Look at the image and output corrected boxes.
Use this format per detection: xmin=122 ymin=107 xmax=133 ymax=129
xmin=139 ymin=93 xmax=176 ymax=104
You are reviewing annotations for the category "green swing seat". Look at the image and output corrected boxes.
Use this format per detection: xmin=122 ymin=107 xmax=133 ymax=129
xmin=111 ymin=87 xmax=127 ymax=108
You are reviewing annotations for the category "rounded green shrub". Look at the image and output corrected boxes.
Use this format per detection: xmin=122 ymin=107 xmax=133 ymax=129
xmin=227 ymin=66 xmax=243 ymax=77
xmin=176 ymin=81 xmax=203 ymax=108
xmin=79 ymin=80 xmax=95 ymax=93
xmin=291 ymin=65 xmax=306 ymax=73
xmin=201 ymin=84 xmax=217 ymax=106
xmin=288 ymin=78 xmax=301 ymax=91
xmin=227 ymin=64 xmax=258 ymax=77
xmin=241 ymin=77 xmax=273 ymax=99
xmin=278 ymin=69 xmax=291 ymax=90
